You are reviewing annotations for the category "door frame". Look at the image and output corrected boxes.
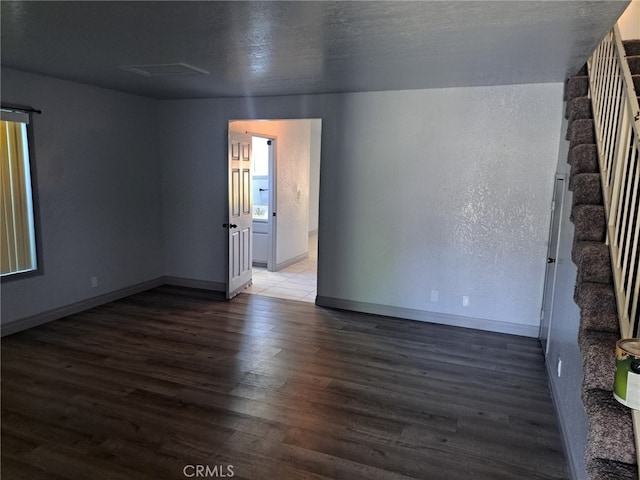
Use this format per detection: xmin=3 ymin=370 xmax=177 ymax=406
xmin=227 ymin=118 xmax=322 ymax=296
xmin=267 ymin=136 xmax=277 ymax=272
xmin=249 ymin=133 xmax=278 ymax=271
xmin=539 ymin=174 xmax=566 ymax=354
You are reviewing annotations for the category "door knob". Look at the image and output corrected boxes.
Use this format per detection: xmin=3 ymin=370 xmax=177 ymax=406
xmin=547 ymin=257 xmax=556 ymax=264
xmin=223 ymin=223 xmax=238 ymax=229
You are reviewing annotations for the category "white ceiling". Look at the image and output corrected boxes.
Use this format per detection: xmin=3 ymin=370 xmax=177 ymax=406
xmin=0 ymin=1 xmax=630 ymax=100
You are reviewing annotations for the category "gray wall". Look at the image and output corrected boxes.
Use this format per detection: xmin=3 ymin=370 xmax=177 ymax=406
xmin=545 ymin=116 xmax=588 ymax=479
xmin=159 ymin=83 xmax=564 ymax=336
xmin=309 ymin=120 xmax=322 ymax=234
xmin=1 ymin=68 xmax=164 ymax=328
xmin=1 ymin=67 xmax=564 ymax=339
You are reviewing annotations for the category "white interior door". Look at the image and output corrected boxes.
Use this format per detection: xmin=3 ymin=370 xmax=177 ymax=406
xmin=540 ymin=175 xmax=566 ymax=353
xmin=226 ymin=131 xmax=253 ymax=298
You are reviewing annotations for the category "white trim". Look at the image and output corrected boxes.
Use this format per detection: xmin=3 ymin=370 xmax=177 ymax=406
xmin=315 ymin=295 xmax=539 ymax=337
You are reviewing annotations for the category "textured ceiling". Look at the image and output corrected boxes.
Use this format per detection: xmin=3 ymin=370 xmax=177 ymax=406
xmin=0 ymin=1 xmax=630 ymax=99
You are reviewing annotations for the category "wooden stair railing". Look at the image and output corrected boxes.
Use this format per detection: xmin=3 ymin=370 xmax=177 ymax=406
xmin=587 ymin=24 xmax=640 ymax=479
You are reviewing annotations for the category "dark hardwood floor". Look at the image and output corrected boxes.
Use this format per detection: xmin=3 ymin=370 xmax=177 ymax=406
xmin=1 ymin=286 xmax=568 ymax=479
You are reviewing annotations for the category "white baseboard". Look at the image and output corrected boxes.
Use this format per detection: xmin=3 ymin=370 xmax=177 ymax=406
xmin=1 ymin=278 xmax=165 ymax=337
xmin=315 ymin=295 xmax=539 ymax=337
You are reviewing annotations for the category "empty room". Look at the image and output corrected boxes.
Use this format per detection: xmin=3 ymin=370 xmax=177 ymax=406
xmin=2 ymin=1 xmax=639 ymax=479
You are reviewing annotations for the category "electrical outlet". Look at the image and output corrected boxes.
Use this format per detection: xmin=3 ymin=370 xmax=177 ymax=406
xmin=557 ymin=359 xmax=562 ymax=377
xmin=430 ymin=290 xmax=439 ymax=302
xmin=462 ymin=295 xmax=470 ymax=307
xmin=91 ymin=276 xmax=98 ymax=288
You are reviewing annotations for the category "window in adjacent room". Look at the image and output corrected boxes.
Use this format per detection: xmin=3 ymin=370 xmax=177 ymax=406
xmin=1 ymin=109 xmax=38 ymax=277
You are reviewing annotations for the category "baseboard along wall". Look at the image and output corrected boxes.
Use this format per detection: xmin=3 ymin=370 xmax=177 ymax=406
xmin=315 ymin=295 xmax=540 ymax=338
xmin=3 ymin=279 xmax=537 ymax=339
xmin=1 ymin=276 xmax=226 ymax=337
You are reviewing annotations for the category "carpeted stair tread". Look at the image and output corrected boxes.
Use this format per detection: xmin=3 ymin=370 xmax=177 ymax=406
xmin=578 ymin=330 xmax=618 ymax=392
xmin=624 ymin=40 xmax=640 ymax=57
xmin=586 ymin=458 xmax=638 ymax=480
xmin=571 ymin=173 xmax=603 ymax=207
xmin=563 ymin=70 xmax=637 ymax=475
xmin=566 ymin=97 xmax=594 ymax=141
xmin=566 ymin=95 xmax=592 ymax=122
xmin=574 ymin=282 xmax=617 ymax=318
xmin=580 ymin=310 xmax=620 ymax=334
xmin=627 ymin=56 xmax=640 ymax=75
xmin=565 ymin=69 xmax=640 ymax=474
xmin=565 ymin=76 xmax=589 ymax=101
xmin=572 ymin=240 xmax=606 ymax=265
xmin=575 ymin=284 xmax=619 ymax=333
xmin=575 ymin=242 xmax=614 ymax=286
xmin=584 ymin=388 xmax=637 ymax=465
xmin=570 ymin=159 xmax=600 ymax=191
xmin=569 ymin=119 xmax=596 ymax=149
xmin=633 ymin=75 xmax=640 ymax=95
xmin=568 ymin=144 xmax=599 ymax=175
xmin=571 ymin=204 xmax=606 ymax=242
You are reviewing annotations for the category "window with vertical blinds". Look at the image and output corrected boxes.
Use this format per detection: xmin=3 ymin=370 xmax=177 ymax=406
xmin=1 ymin=110 xmax=37 ymax=276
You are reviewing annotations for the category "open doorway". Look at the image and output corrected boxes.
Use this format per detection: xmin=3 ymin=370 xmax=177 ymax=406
xmin=250 ymin=135 xmax=275 ymax=270
xmin=228 ymin=119 xmax=321 ymax=303
xmin=251 ymin=236 xmax=318 ymax=302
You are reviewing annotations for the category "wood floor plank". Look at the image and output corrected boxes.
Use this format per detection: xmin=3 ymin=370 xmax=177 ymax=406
xmin=2 ymin=286 xmax=568 ymax=479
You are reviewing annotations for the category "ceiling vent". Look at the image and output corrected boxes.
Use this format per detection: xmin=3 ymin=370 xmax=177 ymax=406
xmin=118 ymin=62 xmax=209 ymax=77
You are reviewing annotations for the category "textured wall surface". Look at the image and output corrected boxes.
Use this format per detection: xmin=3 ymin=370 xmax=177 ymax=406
xmin=319 ymin=86 xmax=563 ymax=332
xmin=1 ymin=68 xmax=563 ymax=335
xmin=1 ymin=68 xmax=164 ymax=325
xmin=160 ymin=83 xmax=564 ymax=333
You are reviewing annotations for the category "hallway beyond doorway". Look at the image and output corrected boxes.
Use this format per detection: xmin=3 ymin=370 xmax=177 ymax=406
xmin=246 ymin=235 xmax=317 ymax=302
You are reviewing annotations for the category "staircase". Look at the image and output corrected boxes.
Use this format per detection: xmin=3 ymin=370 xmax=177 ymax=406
xmin=564 ymin=39 xmax=640 ymax=480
